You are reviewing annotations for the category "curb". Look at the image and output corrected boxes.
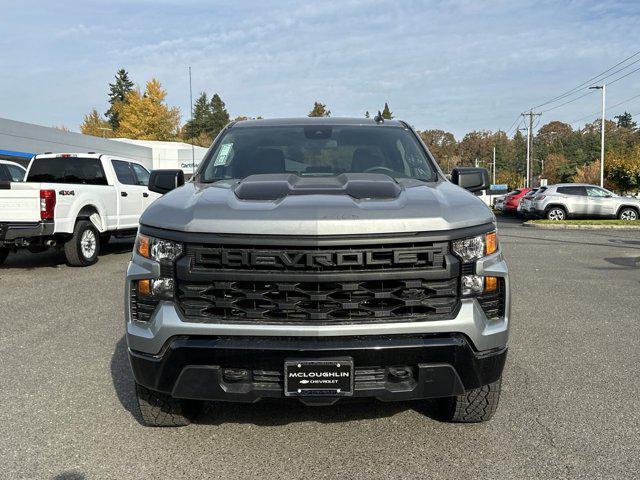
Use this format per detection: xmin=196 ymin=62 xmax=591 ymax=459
xmin=523 ymin=222 xmax=640 ymax=230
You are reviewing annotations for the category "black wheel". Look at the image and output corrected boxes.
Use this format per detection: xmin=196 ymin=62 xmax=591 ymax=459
xmin=0 ymin=248 xmax=9 ymax=266
xmin=135 ymin=383 xmax=202 ymax=427
xmin=618 ymin=207 xmax=638 ymax=221
xmin=546 ymin=206 xmax=566 ymax=221
xmin=436 ymin=378 xmax=502 ymax=423
xmin=64 ymin=220 xmax=100 ymax=266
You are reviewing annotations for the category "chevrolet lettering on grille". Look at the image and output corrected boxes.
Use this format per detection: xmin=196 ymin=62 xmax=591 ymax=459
xmin=195 ymin=248 xmax=438 ymax=269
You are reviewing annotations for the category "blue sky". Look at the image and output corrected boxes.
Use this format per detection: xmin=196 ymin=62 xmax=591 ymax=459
xmin=1 ymin=0 xmax=640 ymax=138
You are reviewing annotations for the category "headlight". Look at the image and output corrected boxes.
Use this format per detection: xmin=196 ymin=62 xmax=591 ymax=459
xmin=452 ymin=231 xmax=498 ymax=263
xmin=135 ymin=233 xmax=183 ymax=263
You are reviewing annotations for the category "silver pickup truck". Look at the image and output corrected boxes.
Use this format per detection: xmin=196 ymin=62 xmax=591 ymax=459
xmin=124 ymin=117 xmax=510 ymax=426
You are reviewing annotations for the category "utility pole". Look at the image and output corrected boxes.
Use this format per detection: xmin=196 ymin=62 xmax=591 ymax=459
xmin=521 ymin=110 xmax=541 ymax=188
xmin=492 ymin=146 xmax=496 ymax=185
xmin=589 ymin=84 xmax=606 ymax=187
xmin=189 ymin=66 xmax=195 ymax=174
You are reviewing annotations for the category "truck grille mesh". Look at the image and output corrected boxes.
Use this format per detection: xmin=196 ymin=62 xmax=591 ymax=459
xmin=177 ymin=278 xmax=459 ymax=323
xmin=176 ymin=239 xmax=460 ymax=324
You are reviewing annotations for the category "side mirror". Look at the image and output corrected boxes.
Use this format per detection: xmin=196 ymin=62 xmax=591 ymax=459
xmin=148 ymin=169 xmax=185 ymax=194
xmin=450 ymin=167 xmax=490 ymax=193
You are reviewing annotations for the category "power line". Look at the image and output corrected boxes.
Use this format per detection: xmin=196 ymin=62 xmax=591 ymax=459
xmin=541 ymin=90 xmax=596 ymax=114
xmin=606 ymin=63 xmax=640 ymax=86
xmin=533 ymin=49 xmax=640 ymax=109
xmin=570 ymin=91 xmax=640 ymax=126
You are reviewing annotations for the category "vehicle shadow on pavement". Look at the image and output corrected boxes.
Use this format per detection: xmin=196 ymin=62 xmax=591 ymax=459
xmin=110 ymin=336 xmax=444 ymax=426
xmin=52 ymin=472 xmax=86 ymax=480
xmin=1 ymin=239 xmax=134 ymax=270
xmin=110 ymin=336 xmax=145 ymax=425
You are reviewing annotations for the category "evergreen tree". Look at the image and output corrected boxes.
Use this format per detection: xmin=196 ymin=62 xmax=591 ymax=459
xmin=207 ymin=93 xmax=230 ymax=138
xmin=308 ymin=102 xmax=330 ymax=117
xmin=615 ymin=112 xmax=637 ymax=130
xmin=381 ymin=102 xmax=393 ymax=119
xmin=365 ymin=111 xmax=370 ymax=118
xmin=183 ymin=93 xmax=210 ymax=140
xmin=105 ymin=69 xmax=134 ymax=130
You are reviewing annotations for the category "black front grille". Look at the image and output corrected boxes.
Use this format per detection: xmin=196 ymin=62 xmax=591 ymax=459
xmin=177 ymin=278 xmax=459 ymax=323
xmin=176 ymin=239 xmax=460 ymax=324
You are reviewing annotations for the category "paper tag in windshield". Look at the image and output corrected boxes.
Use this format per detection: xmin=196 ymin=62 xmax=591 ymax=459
xmin=214 ymin=143 xmax=233 ymax=166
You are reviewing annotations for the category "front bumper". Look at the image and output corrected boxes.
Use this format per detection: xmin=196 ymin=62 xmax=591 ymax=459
xmin=129 ymin=334 xmax=507 ymax=403
xmin=0 ymin=221 xmax=54 ymax=245
xmin=125 ymin=249 xmax=510 ymax=355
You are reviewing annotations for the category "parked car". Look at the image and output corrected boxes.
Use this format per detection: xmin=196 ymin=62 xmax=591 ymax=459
xmin=0 ymin=159 xmax=27 ymax=182
xmin=0 ymin=153 xmax=160 ymax=266
xmin=530 ymin=183 xmax=640 ymax=220
xmin=517 ymin=188 xmax=540 ymax=216
xmin=503 ymin=188 xmax=531 ymax=214
xmin=125 ymin=117 xmax=510 ymax=426
xmin=492 ymin=194 xmax=507 ymax=211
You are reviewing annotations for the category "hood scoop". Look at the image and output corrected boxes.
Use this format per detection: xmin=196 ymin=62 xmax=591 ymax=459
xmin=233 ymin=173 xmax=402 ymax=201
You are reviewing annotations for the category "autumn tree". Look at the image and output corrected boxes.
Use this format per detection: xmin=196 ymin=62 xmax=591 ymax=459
xmin=419 ymin=129 xmax=458 ymax=171
xmin=114 ymin=79 xmax=181 ymax=141
xmin=606 ymin=145 xmax=640 ymax=192
xmin=572 ymin=162 xmax=600 ymax=184
xmin=308 ymin=102 xmax=330 ymax=117
xmin=106 ymin=69 xmax=134 ymax=130
xmin=80 ymin=109 xmax=112 ymax=137
xmin=543 ymin=153 xmax=569 ymax=184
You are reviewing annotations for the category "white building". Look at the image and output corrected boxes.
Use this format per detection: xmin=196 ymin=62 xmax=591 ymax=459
xmin=0 ymin=117 xmax=207 ymax=175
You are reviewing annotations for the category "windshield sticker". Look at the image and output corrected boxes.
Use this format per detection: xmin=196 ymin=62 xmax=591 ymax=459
xmin=214 ymin=143 xmax=233 ymax=166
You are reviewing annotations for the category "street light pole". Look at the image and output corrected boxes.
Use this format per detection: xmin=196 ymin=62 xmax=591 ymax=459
xmin=589 ymin=84 xmax=606 ymax=187
xmin=492 ymin=146 xmax=496 ymax=185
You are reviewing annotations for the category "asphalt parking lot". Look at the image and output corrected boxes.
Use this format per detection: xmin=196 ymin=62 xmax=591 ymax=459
xmin=1 ymin=218 xmax=639 ymax=479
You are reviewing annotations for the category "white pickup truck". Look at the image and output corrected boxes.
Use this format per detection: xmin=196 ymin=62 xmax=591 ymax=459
xmin=0 ymin=153 xmax=160 ymax=266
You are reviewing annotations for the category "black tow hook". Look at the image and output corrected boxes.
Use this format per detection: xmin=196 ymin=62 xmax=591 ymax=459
xmin=223 ymin=368 xmax=249 ymax=382
xmin=388 ymin=366 xmax=412 ymax=380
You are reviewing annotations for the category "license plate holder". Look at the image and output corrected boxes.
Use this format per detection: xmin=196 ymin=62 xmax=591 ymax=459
xmin=284 ymin=358 xmax=354 ymax=397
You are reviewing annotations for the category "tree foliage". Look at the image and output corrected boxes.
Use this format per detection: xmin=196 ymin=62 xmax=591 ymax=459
xmin=308 ymin=101 xmax=330 ymax=117
xmin=106 ymin=69 xmax=134 ymax=130
xmin=606 ymin=144 xmax=640 ymax=191
xmin=114 ymin=79 xmax=181 ymax=141
xmin=80 ymin=109 xmax=112 ymax=137
xmin=615 ymin=112 xmax=637 ymax=130
xmin=381 ymin=102 xmax=393 ymax=119
xmin=183 ymin=92 xmax=230 ymax=146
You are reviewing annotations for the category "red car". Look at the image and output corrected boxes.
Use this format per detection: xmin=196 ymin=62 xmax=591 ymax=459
xmin=503 ymin=188 xmax=531 ymax=213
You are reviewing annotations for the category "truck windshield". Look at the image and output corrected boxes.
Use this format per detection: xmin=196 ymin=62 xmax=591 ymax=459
xmin=199 ymin=125 xmax=438 ymax=182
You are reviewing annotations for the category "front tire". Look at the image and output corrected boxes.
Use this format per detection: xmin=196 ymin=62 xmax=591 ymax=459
xmin=436 ymin=378 xmax=502 ymax=423
xmin=618 ymin=207 xmax=638 ymax=221
xmin=64 ymin=220 xmax=100 ymax=266
xmin=546 ymin=206 xmax=566 ymax=221
xmin=135 ymin=383 xmax=202 ymax=427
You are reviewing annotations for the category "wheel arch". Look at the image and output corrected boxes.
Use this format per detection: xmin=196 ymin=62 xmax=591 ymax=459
xmin=75 ymin=204 xmax=107 ymax=232
xmin=616 ymin=204 xmax=639 ymax=217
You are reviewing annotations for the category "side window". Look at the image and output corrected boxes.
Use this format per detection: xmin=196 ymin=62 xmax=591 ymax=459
xmin=7 ymin=165 xmax=25 ymax=181
xmin=586 ymin=186 xmax=610 ymax=197
xmin=112 ymin=160 xmax=136 ymax=185
xmin=130 ymin=163 xmax=150 ymax=186
xmin=558 ymin=186 xmax=586 ymax=196
xmin=0 ymin=165 xmax=10 ymax=181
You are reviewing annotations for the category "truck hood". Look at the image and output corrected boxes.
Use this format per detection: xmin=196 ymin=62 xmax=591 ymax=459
xmin=141 ymin=178 xmax=495 ymax=236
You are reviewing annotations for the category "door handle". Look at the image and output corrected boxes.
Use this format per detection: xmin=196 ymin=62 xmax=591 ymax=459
xmin=143 ymin=192 xmax=149 ymax=198
xmin=121 ymin=191 xmax=128 ymax=197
